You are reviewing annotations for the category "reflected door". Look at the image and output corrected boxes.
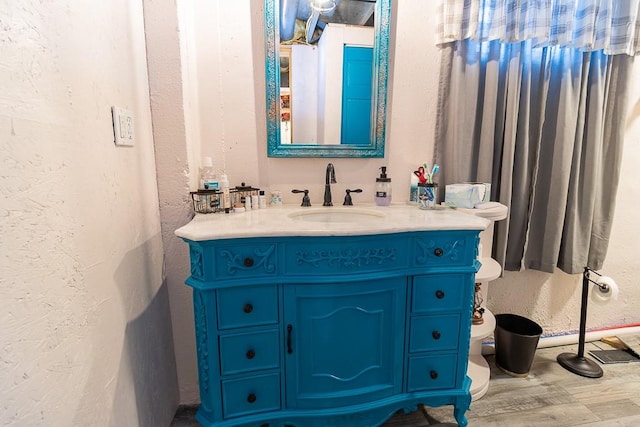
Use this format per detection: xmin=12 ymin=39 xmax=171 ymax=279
xmin=341 ymin=46 xmax=373 ymax=145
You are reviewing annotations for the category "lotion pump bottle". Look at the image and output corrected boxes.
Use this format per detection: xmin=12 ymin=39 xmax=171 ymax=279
xmin=375 ymin=166 xmax=392 ymax=206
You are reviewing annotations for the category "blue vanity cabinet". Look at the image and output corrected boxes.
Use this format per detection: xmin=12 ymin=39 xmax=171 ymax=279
xmin=283 ymin=278 xmax=406 ymax=409
xmin=181 ymin=230 xmax=480 ymax=427
xmin=407 ymin=274 xmax=468 ymax=394
xmin=192 ymin=285 xmax=282 ymax=422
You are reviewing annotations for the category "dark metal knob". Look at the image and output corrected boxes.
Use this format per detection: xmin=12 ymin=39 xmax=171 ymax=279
xmin=434 ymin=248 xmax=444 ymax=257
xmin=247 ymin=393 xmax=257 ymax=403
xmin=432 ymin=331 xmax=441 ymax=340
xmin=435 ymin=290 xmax=445 ymax=299
xmin=430 ymin=370 xmax=438 ymax=379
xmin=243 ymin=303 xmax=253 ymax=313
xmin=244 ymin=257 xmax=254 ymax=267
xmin=246 ymin=349 xmax=255 ymax=359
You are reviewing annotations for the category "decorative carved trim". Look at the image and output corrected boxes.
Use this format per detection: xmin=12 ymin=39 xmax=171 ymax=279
xmin=296 ymin=247 xmax=396 ymax=269
xmin=220 ymin=245 xmax=276 ymax=275
xmin=190 ymin=247 xmax=204 ymax=279
xmin=415 ymin=238 xmax=464 ymax=264
xmin=194 ymin=291 xmax=209 ymax=399
xmin=264 ymin=0 xmax=278 ymax=150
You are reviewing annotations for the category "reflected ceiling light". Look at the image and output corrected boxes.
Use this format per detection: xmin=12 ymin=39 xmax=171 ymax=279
xmin=309 ymin=0 xmax=337 ymax=14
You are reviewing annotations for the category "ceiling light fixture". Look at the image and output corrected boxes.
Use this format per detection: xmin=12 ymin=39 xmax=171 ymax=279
xmin=309 ymin=0 xmax=337 ymax=14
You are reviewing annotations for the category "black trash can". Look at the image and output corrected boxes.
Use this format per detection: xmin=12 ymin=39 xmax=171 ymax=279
xmin=494 ymin=314 xmax=543 ymax=377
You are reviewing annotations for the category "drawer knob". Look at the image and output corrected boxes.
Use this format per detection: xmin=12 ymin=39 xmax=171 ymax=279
xmin=243 ymin=257 xmax=254 ymax=267
xmin=246 ymin=349 xmax=256 ymax=360
xmin=434 ymin=248 xmax=444 ymax=257
xmin=430 ymin=370 xmax=439 ymax=380
xmin=247 ymin=393 xmax=257 ymax=403
xmin=243 ymin=303 xmax=254 ymax=313
xmin=435 ymin=290 xmax=445 ymax=299
xmin=432 ymin=331 xmax=441 ymax=340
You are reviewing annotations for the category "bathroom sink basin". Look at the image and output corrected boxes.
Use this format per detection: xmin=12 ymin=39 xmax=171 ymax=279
xmin=288 ymin=208 xmax=386 ymax=224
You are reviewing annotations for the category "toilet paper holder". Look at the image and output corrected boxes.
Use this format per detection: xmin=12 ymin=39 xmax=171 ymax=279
xmin=588 ymin=270 xmax=619 ymax=303
xmin=557 ymin=267 xmax=619 ymax=379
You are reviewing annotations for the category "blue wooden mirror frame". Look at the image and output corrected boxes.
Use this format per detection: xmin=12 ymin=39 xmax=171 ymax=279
xmin=265 ymin=0 xmax=391 ymax=158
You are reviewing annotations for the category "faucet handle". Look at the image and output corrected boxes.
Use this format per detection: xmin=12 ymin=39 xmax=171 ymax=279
xmin=291 ymin=189 xmax=311 ymax=207
xmin=343 ymin=189 xmax=363 ymax=206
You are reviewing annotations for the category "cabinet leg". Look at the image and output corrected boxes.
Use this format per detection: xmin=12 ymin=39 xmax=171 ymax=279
xmin=454 ymin=407 xmax=468 ymax=427
xmin=454 ymin=392 xmax=471 ymax=427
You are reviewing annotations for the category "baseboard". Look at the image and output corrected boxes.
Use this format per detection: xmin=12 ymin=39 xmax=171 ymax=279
xmin=172 ymin=404 xmax=199 ymax=421
xmin=481 ymin=325 xmax=640 ymax=356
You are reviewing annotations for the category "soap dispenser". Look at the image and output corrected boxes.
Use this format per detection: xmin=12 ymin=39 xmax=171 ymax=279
xmin=375 ymin=166 xmax=392 ymax=206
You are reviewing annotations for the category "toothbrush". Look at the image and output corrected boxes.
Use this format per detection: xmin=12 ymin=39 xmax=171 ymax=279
xmin=429 ymin=164 xmax=439 ymax=183
xmin=421 ymin=163 xmax=431 ymax=183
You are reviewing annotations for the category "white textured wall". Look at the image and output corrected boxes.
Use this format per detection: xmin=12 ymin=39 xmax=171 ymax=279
xmin=142 ymin=0 xmax=203 ymax=406
xmin=157 ymin=0 xmax=640 ymax=403
xmin=0 ymin=0 xmax=178 ymax=425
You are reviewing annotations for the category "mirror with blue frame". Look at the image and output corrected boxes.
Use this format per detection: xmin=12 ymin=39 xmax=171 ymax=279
xmin=265 ymin=0 xmax=391 ymax=157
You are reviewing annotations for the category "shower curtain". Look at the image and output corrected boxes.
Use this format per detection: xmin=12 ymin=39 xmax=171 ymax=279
xmin=434 ymin=29 xmax=635 ymax=274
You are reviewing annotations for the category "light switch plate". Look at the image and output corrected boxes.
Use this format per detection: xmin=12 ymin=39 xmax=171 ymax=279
xmin=111 ymin=106 xmax=135 ymax=146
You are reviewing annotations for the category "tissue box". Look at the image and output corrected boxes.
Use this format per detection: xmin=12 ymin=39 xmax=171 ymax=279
xmin=445 ymin=183 xmax=491 ymax=208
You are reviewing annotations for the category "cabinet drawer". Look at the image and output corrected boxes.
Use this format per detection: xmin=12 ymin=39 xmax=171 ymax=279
xmin=217 ymin=286 xmax=279 ymax=330
xmin=407 ymin=355 xmax=457 ymax=391
xmin=413 ymin=232 xmax=475 ymax=267
xmin=219 ymin=329 xmax=280 ymax=375
xmin=409 ymin=314 xmax=460 ymax=353
xmin=221 ymin=373 xmax=281 ymax=419
xmin=214 ymin=242 xmax=278 ymax=280
xmin=412 ymin=275 xmax=465 ymax=313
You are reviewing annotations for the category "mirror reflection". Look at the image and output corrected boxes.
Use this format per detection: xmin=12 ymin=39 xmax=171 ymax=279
xmin=279 ymin=0 xmax=375 ymax=146
xmin=266 ymin=0 xmax=390 ymax=157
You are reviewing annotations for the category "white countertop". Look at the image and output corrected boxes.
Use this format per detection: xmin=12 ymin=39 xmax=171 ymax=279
xmin=175 ymin=204 xmax=491 ymax=241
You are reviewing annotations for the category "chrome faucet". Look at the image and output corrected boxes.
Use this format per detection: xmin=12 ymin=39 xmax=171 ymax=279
xmin=323 ymin=163 xmax=336 ymax=206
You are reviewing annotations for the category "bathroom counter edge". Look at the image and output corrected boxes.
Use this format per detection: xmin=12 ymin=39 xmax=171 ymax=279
xmin=175 ymin=205 xmax=490 ymax=241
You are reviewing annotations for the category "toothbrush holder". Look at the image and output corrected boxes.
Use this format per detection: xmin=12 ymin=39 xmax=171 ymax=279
xmin=418 ymin=183 xmax=438 ymax=209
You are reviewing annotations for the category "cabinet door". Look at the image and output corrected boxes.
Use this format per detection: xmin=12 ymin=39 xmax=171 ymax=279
xmin=284 ymin=278 xmax=406 ymax=409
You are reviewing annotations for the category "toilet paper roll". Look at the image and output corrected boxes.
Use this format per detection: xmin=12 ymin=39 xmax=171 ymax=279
xmin=590 ymin=275 xmax=619 ymax=304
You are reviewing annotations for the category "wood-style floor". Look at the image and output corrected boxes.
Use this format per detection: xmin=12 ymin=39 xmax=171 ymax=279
xmin=172 ymin=334 xmax=640 ymax=427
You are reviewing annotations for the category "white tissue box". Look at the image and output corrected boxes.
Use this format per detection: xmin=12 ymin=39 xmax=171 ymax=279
xmin=445 ymin=183 xmax=491 ymax=208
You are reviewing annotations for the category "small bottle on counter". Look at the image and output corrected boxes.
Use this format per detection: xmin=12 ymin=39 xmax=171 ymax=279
xmin=220 ymin=173 xmax=231 ymax=213
xmin=375 ymin=166 xmax=392 ymax=206
xmin=409 ymin=172 xmax=419 ymax=204
xmin=259 ymin=190 xmax=267 ymax=209
xmin=251 ymin=191 xmax=260 ymax=210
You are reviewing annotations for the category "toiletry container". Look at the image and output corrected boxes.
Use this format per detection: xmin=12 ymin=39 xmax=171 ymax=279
xmin=220 ymin=174 xmax=231 ymax=213
xmin=375 ymin=166 xmax=392 ymax=206
xmin=410 ymin=172 xmax=419 ymax=204
xmin=259 ymin=190 xmax=267 ymax=209
xmin=199 ymin=156 xmax=219 ymax=190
